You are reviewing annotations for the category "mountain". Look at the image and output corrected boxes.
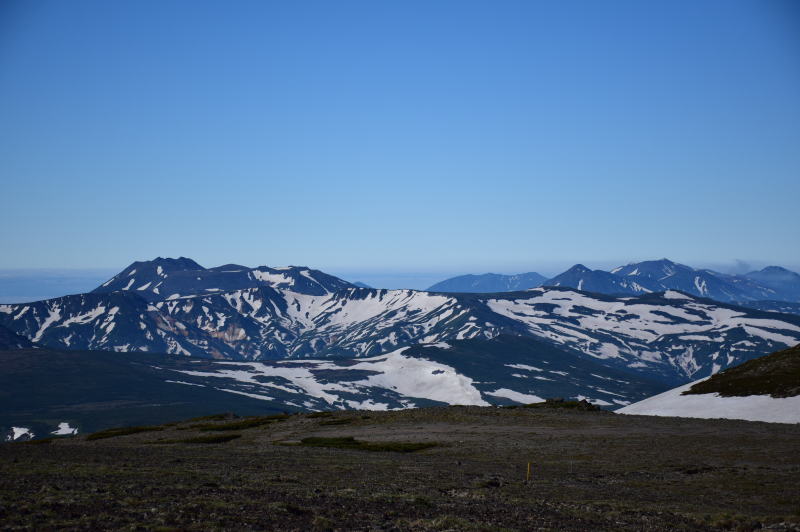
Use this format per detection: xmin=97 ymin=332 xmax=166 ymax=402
xmin=741 ymin=300 xmax=800 ymax=316
xmin=352 ymin=281 xmax=373 ymax=288
xmin=1 ymin=337 xmax=669 ymax=439
xmin=427 ymin=272 xmax=546 ymax=293
xmin=618 ymin=344 xmax=800 ymax=423
xmin=0 ymin=324 xmax=32 ymax=350
xmin=546 ymin=259 xmax=795 ymax=305
xmin=744 ymin=266 xmax=800 ymax=302
xmin=543 ymin=264 xmax=642 ymax=294
xmin=93 ymin=257 xmax=355 ymax=301
xmin=5 ymin=259 xmax=800 ymax=383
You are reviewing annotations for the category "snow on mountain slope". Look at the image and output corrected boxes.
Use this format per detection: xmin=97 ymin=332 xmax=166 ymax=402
xmin=484 ymin=288 xmax=800 ymax=381
xmin=543 ymin=264 xmax=641 ymax=294
xmin=617 ymin=380 xmax=800 ymax=423
xmin=152 ymin=287 xmax=497 ymax=359
xmin=5 ymin=279 xmax=800 ymax=384
xmin=168 ymin=347 xmax=490 ymax=410
xmin=545 ymin=259 xmax=792 ymax=304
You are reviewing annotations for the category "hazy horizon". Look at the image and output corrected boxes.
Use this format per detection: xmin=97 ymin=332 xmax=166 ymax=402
xmin=2 ymin=256 xmax=797 ymax=303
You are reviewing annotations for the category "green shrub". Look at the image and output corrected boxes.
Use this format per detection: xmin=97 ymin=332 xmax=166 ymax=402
xmin=319 ymin=418 xmax=352 ymax=425
xmin=86 ymin=426 xmax=164 ymax=441
xmin=175 ymin=434 xmax=242 ymax=444
xmin=191 ymin=414 xmax=289 ymax=431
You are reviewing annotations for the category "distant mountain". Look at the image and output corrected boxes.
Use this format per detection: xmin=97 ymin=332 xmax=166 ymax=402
xmin=744 ymin=266 xmax=800 ymax=301
xmin=544 ymin=259 xmax=798 ymax=306
xmin=428 ymin=272 xmax=546 ymax=293
xmin=93 ymin=257 xmax=355 ymax=301
xmin=352 ymin=281 xmax=373 ymax=289
xmin=618 ymin=344 xmax=800 ymax=424
xmin=5 ymin=266 xmax=800 ymax=383
xmin=741 ymin=300 xmax=800 ymax=316
xmin=543 ymin=264 xmax=641 ymax=294
xmin=0 ymin=324 xmax=32 ymax=350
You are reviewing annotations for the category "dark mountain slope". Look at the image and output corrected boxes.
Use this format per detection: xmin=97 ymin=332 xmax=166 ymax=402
xmin=0 ymin=324 xmax=32 ymax=350
xmin=0 ymin=348 xmax=291 ymax=438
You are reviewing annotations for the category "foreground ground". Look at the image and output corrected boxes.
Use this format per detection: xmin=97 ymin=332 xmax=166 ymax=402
xmin=1 ymin=406 xmax=799 ymax=531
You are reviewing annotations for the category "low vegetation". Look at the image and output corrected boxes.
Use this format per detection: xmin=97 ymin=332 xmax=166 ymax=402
xmin=298 ymin=436 xmax=437 ymax=453
xmin=154 ymin=434 xmax=242 ymax=444
xmin=188 ymin=414 xmax=290 ymax=431
xmin=85 ymin=425 xmax=164 ymax=441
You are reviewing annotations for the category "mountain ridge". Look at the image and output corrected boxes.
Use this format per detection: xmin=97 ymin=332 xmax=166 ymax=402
xmin=4 ymin=256 xmax=800 ymax=386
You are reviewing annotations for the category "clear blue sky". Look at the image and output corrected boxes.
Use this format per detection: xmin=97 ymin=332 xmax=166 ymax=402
xmin=2 ymin=0 xmax=799 ymax=282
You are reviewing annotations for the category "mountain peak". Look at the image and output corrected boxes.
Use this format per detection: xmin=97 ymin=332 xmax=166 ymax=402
xmin=568 ymin=264 xmax=591 ymax=273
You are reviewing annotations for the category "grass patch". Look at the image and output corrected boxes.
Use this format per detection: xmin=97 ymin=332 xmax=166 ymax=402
xmin=298 ymin=436 xmax=436 ymax=453
xmin=190 ymin=414 xmax=289 ymax=431
xmin=154 ymin=434 xmax=242 ymax=444
xmin=319 ymin=418 xmax=353 ymax=426
xmin=86 ymin=426 xmax=164 ymax=441
xmin=522 ymin=398 xmax=601 ymax=411
xmin=186 ymin=413 xmax=235 ymax=422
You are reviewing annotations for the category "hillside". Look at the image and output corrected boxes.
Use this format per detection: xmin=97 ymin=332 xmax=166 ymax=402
xmin=684 ymin=343 xmax=800 ymax=398
xmin=618 ymin=344 xmax=800 ymax=423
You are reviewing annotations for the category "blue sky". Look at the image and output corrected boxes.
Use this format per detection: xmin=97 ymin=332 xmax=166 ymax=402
xmin=1 ymin=0 xmax=799 ymax=289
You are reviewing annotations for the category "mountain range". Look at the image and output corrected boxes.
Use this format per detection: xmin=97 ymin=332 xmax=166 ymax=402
xmin=427 ymin=259 xmax=800 ymax=312
xmin=2 ymin=258 xmax=800 ymax=384
xmin=3 ymin=256 xmax=800 ymax=436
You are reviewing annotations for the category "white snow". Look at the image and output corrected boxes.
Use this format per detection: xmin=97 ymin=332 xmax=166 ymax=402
xmin=618 ymin=380 xmax=800 ymax=424
xmin=170 ymin=347 xmax=488 ymax=407
xmin=33 ymin=304 xmax=62 ymax=342
xmin=663 ymin=290 xmax=692 ymax=300
xmin=165 ymin=380 xmax=206 ymax=387
xmin=51 ymin=422 xmax=78 ymax=435
xmin=505 ymin=363 xmax=543 ymax=372
xmin=9 ymin=427 xmax=33 ymax=441
xmin=484 ymin=388 xmax=545 ymax=404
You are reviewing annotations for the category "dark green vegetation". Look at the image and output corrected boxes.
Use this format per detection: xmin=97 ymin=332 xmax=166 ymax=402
xmin=187 ymin=414 xmax=290 ymax=432
xmin=297 ymin=436 xmax=437 ymax=453
xmin=509 ymin=398 xmax=602 ymax=411
xmin=2 ymin=407 xmax=799 ymax=531
xmin=85 ymin=425 xmax=164 ymax=441
xmin=686 ymin=344 xmax=800 ymax=398
xmin=154 ymin=434 xmax=242 ymax=444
